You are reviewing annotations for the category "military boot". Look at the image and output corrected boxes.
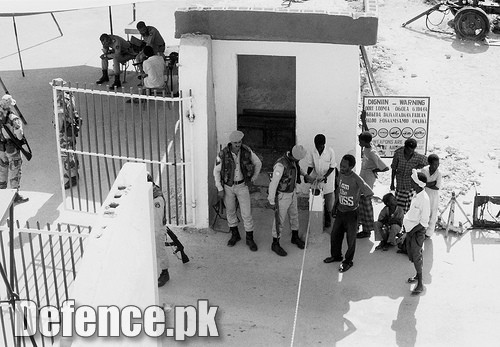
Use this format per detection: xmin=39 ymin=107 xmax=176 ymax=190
xmin=246 ymin=231 xmax=258 ymax=251
xmin=227 ymin=226 xmax=241 ymax=247
xmin=291 ymin=230 xmax=305 ymax=249
xmin=271 ymin=237 xmax=287 ymax=256
xmin=96 ymin=70 xmax=109 ymax=84
xmin=111 ymin=75 xmax=122 ymax=89
xmin=157 ymin=269 xmax=170 ymax=287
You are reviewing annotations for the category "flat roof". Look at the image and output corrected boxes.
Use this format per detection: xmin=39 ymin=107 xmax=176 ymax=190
xmin=175 ymin=0 xmax=378 ymax=46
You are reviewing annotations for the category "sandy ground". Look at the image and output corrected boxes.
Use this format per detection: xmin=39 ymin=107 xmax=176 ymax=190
xmin=1 ymin=0 xmax=500 ymax=346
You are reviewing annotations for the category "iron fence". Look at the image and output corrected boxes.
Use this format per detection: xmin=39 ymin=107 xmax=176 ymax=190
xmin=0 ymin=221 xmax=91 ymax=346
xmin=52 ymin=83 xmax=193 ymax=225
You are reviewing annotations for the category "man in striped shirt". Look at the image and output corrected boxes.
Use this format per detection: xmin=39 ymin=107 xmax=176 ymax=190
xmin=390 ymin=138 xmax=427 ymax=213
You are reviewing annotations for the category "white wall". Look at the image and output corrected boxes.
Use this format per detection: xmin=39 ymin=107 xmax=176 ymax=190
xmin=178 ymin=37 xmax=360 ymax=228
xmin=212 ymin=40 xmax=360 ymax=161
xmin=178 ymin=34 xmax=215 ymax=228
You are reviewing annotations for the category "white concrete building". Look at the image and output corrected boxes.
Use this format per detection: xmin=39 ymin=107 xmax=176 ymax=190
xmin=175 ymin=1 xmax=379 ymax=228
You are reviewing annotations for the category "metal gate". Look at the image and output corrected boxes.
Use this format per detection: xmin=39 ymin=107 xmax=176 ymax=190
xmin=51 ymin=83 xmax=194 ymax=225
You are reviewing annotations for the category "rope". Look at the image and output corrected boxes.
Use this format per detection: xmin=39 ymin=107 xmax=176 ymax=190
xmin=290 ymin=181 xmax=319 ymax=346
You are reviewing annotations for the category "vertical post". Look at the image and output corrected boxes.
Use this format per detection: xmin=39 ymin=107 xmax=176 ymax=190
xmin=53 ymin=82 xmax=67 ymax=211
xmin=12 ymin=16 xmax=25 ymax=77
xmin=109 ymin=6 xmax=113 ymax=35
xmin=9 ymin=204 xmax=14 ymax=292
xmin=133 ymin=3 xmax=136 ymax=22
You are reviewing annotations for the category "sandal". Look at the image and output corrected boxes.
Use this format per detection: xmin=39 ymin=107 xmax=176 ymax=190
xmin=407 ymin=276 xmax=418 ymax=283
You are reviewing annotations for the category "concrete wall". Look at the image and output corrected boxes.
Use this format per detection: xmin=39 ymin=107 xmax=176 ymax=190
xmin=213 ymin=40 xmax=360 ymax=163
xmin=178 ymin=34 xmax=216 ymax=227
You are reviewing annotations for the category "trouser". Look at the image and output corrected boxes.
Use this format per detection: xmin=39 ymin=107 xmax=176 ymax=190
xmin=0 ymin=147 xmax=22 ymax=190
xmin=101 ymin=53 xmax=135 ymax=74
xmin=358 ymin=195 xmax=374 ymax=232
xmin=331 ymin=209 xmax=359 ymax=262
xmin=425 ymin=188 xmax=439 ymax=237
xmin=155 ymin=227 xmax=169 ymax=275
xmin=224 ymin=182 xmax=254 ymax=232
xmin=271 ymin=191 xmax=299 ymax=238
xmin=406 ymin=226 xmax=425 ymax=273
xmin=324 ymin=192 xmax=334 ymax=215
xmin=395 ymin=188 xmax=414 ymax=214
xmin=374 ymin=222 xmax=401 ymax=245
xmin=60 ymin=135 xmax=79 ymax=180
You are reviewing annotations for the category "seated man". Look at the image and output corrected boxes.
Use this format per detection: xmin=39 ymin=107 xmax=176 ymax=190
xmin=96 ymin=33 xmax=136 ymax=88
xmin=374 ymin=193 xmax=404 ymax=251
xmin=142 ymin=46 xmax=166 ymax=89
xmin=135 ymin=21 xmax=165 ymax=71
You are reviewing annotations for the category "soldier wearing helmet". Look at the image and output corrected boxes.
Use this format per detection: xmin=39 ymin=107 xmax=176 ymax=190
xmin=51 ymin=78 xmax=81 ymax=190
xmin=0 ymin=94 xmax=28 ymax=204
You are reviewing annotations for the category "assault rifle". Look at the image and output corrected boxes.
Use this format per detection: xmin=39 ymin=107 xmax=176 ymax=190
xmin=165 ymin=227 xmax=189 ymax=263
xmin=1 ymin=125 xmax=32 ymax=161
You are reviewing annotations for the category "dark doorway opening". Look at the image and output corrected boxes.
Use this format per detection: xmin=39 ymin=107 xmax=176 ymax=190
xmin=237 ymin=55 xmax=296 ymax=172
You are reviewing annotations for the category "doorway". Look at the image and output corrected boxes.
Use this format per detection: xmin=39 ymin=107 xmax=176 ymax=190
xmin=237 ymin=55 xmax=296 ymax=171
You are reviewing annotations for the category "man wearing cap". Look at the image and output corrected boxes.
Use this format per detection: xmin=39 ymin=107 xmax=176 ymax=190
xmin=305 ymin=134 xmax=337 ymax=229
xmin=356 ymin=131 xmax=389 ymax=239
xmin=390 ymin=138 xmax=427 ymax=213
xmin=213 ymin=130 xmax=262 ymax=251
xmin=0 ymin=94 xmax=28 ymax=204
xmin=267 ymin=145 xmax=311 ymax=256
xmin=52 ymin=79 xmax=81 ymax=190
xmin=403 ymin=169 xmax=430 ymax=294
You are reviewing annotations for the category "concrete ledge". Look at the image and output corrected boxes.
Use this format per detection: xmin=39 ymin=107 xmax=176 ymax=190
xmin=175 ymin=7 xmax=378 ymax=46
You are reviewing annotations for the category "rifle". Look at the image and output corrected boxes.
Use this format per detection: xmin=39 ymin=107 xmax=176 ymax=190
xmin=165 ymin=227 xmax=189 ymax=263
xmin=1 ymin=125 xmax=32 ymax=161
xmin=0 ymin=77 xmax=27 ymax=125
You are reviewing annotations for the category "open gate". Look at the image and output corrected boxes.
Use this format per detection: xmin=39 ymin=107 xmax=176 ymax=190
xmin=51 ymin=82 xmax=194 ymax=225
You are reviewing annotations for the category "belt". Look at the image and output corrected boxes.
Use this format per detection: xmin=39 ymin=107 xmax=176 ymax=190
xmin=232 ymin=179 xmax=245 ymax=186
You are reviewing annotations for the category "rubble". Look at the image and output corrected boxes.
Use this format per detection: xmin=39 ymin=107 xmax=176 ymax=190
xmin=427 ymin=144 xmax=481 ymax=207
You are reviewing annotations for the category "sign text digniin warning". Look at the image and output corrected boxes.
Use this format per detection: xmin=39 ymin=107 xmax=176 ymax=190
xmin=363 ymin=96 xmax=430 ymax=158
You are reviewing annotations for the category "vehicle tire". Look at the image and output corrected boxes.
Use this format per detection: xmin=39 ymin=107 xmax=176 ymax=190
xmin=453 ymin=7 xmax=490 ymax=41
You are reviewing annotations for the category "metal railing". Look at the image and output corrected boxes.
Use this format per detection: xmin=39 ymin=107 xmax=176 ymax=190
xmin=52 ymin=83 xmax=194 ymax=225
xmin=0 ymin=221 xmax=91 ymax=346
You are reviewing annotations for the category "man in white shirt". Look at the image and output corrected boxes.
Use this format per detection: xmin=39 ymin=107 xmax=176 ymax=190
xmin=305 ymin=134 xmax=337 ymax=228
xmin=142 ymin=46 xmax=166 ymax=89
xmin=213 ymin=130 xmax=262 ymax=251
xmin=403 ymin=169 xmax=430 ymax=294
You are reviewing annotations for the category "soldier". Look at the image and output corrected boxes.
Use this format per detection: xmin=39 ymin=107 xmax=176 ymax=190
xmin=96 ymin=33 xmax=136 ymax=88
xmin=267 ymin=145 xmax=311 ymax=256
xmin=0 ymin=94 xmax=28 ymax=204
xmin=52 ymin=79 xmax=81 ymax=189
xmin=147 ymin=173 xmax=170 ymax=287
xmin=213 ymin=130 xmax=262 ymax=251
xmin=135 ymin=21 xmax=166 ymax=70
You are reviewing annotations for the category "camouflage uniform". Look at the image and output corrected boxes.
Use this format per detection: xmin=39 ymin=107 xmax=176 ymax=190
xmin=56 ymin=90 xmax=80 ymax=188
xmin=0 ymin=97 xmax=24 ymax=191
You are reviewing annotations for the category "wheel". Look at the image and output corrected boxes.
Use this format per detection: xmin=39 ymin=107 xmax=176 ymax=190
xmin=453 ymin=7 xmax=490 ymax=41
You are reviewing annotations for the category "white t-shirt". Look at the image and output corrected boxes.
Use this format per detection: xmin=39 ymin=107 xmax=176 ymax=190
xmin=403 ymin=190 xmax=430 ymax=232
xmin=305 ymin=147 xmax=337 ymax=194
xmin=143 ymin=56 xmax=165 ymax=88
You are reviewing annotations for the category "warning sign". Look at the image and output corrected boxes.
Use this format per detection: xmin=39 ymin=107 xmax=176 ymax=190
xmin=363 ymin=96 xmax=430 ymax=158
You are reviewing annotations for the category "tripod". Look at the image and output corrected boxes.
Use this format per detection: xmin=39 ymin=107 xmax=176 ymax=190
xmin=438 ymin=191 xmax=472 ymax=237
